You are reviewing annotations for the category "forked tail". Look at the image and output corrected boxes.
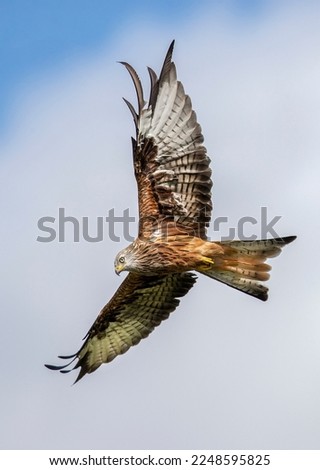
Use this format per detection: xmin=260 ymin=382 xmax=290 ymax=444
xmin=197 ymin=236 xmax=296 ymax=301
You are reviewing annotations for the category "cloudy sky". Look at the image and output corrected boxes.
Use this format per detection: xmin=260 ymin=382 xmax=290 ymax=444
xmin=1 ymin=0 xmax=320 ymax=450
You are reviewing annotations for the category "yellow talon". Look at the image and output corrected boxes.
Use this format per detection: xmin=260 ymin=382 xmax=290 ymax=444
xmin=199 ymin=256 xmax=214 ymax=271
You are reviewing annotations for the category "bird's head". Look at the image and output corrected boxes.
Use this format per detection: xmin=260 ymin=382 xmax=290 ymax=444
xmin=114 ymin=245 xmax=135 ymax=275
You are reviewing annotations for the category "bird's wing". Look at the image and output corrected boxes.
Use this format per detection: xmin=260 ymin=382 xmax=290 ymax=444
xmin=45 ymin=272 xmax=196 ymax=382
xmin=121 ymin=40 xmax=213 ymax=240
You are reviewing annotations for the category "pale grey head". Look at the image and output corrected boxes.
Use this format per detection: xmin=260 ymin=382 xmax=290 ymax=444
xmin=114 ymin=244 xmax=138 ymax=275
xmin=114 ymin=239 xmax=176 ymax=276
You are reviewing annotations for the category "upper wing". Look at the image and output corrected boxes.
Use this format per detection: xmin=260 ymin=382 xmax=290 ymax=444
xmin=121 ymin=41 xmax=213 ymax=240
xmin=45 ymin=272 xmax=196 ymax=382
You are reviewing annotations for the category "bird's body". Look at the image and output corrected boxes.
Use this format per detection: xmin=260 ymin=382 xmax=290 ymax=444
xmin=46 ymin=41 xmax=296 ymax=382
xmin=115 ymin=235 xmax=224 ymax=275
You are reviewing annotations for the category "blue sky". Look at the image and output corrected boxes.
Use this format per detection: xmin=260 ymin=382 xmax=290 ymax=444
xmin=0 ymin=0 xmax=270 ymax=133
xmin=1 ymin=0 xmax=320 ymax=451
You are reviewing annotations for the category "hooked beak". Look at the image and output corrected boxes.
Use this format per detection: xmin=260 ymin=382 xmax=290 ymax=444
xmin=115 ymin=265 xmax=123 ymax=276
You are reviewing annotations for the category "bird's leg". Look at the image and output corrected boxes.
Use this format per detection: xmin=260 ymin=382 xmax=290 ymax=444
xmin=198 ymin=256 xmax=215 ymax=271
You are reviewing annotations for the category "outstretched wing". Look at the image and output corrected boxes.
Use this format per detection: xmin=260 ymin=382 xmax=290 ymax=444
xmin=45 ymin=272 xmax=196 ymax=382
xmin=121 ymin=40 xmax=213 ymax=240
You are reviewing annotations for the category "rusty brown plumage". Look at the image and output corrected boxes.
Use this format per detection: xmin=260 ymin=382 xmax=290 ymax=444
xmin=45 ymin=41 xmax=296 ymax=382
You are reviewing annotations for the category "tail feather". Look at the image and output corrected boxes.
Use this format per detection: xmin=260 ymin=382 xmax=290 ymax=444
xmin=197 ymin=236 xmax=296 ymax=301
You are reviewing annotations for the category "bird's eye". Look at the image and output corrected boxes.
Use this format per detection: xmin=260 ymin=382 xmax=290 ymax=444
xmin=119 ymin=256 xmax=125 ymax=264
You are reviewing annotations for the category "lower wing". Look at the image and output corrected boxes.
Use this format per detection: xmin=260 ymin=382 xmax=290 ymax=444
xmin=45 ymin=272 xmax=196 ymax=383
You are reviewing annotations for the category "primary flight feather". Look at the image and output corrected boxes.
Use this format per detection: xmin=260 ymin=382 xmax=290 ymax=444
xmin=46 ymin=41 xmax=295 ymax=382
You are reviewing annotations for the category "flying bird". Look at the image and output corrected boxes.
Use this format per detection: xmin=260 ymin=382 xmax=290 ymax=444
xmin=46 ymin=41 xmax=296 ymax=382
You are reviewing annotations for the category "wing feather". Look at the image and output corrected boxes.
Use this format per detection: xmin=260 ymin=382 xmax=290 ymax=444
xmin=122 ymin=41 xmax=213 ymax=239
xmin=119 ymin=61 xmax=145 ymax=115
xmin=45 ymin=272 xmax=196 ymax=382
xmin=147 ymin=67 xmax=158 ymax=108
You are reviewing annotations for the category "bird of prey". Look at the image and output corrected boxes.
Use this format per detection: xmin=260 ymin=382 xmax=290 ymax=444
xmin=46 ymin=41 xmax=295 ymax=382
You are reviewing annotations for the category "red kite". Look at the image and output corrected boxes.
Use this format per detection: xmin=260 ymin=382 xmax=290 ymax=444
xmin=46 ymin=41 xmax=295 ymax=382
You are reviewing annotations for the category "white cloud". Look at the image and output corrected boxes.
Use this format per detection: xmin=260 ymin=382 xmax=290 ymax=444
xmin=1 ymin=1 xmax=320 ymax=449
